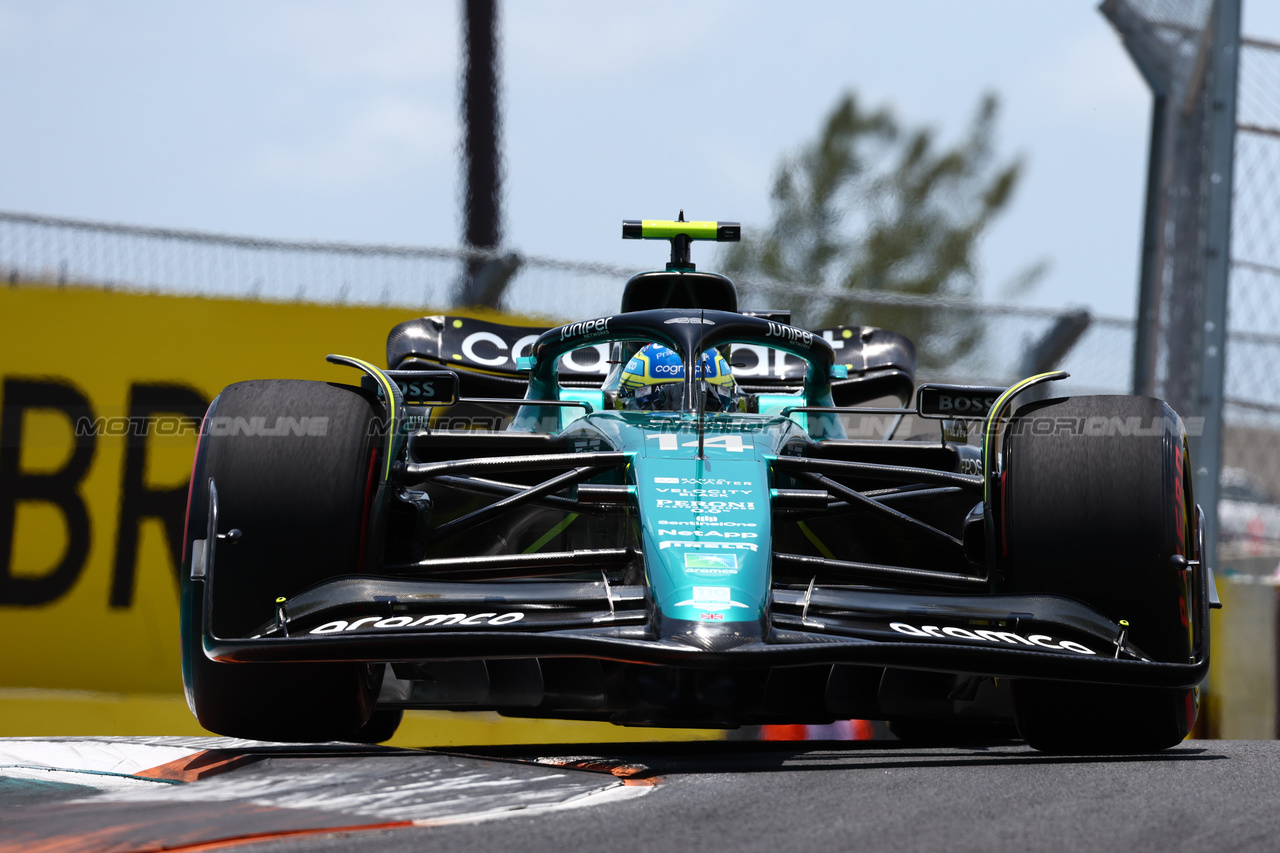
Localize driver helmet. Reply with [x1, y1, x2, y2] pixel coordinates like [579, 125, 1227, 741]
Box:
[618, 343, 741, 412]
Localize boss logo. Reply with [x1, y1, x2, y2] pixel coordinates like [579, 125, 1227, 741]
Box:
[378, 371, 459, 405]
[916, 385, 1006, 419]
[394, 380, 435, 399]
[936, 394, 995, 414]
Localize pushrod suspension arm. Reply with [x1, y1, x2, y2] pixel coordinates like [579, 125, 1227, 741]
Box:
[773, 486, 968, 518]
[792, 470, 965, 554]
[771, 455, 983, 492]
[405, 451, 629, 481]
[773, 553, 987, 591]
[386, 547, 635, 580]
[431, 474, 609, 514]
[430, 465, 606, 540]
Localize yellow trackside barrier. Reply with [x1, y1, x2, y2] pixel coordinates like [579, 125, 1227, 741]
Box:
[1205, 560, 1278, 740]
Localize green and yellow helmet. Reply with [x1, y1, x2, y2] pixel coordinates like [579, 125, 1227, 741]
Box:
[619, 343, 741, 411]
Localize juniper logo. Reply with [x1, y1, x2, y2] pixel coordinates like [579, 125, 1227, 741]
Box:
[558, 317, 611, 341]
[764, 321, 813, 348]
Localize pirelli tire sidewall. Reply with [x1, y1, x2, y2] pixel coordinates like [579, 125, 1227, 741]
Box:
[1000, 394, 1196, 751]
[180, 379, 384, 742]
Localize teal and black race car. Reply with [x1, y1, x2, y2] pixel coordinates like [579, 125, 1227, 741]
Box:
[181, 217, 1218, 752]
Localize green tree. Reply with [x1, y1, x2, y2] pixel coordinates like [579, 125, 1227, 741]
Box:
[722, 92, 1042, 369]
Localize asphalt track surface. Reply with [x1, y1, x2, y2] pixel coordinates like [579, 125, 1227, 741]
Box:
[4, 738, 1280, 852]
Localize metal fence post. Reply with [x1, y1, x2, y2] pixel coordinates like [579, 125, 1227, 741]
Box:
[1197, 0, 1240, 569]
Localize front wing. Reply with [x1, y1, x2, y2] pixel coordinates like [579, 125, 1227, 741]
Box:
[192, 555, 1211, 690]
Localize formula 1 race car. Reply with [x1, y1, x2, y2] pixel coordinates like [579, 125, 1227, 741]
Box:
[181, 217, 1218, 753]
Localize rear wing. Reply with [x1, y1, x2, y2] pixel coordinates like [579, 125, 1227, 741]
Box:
[387, 315, 609, 398]
[735, 325, 916, 406]
[387, 315, 916, 404]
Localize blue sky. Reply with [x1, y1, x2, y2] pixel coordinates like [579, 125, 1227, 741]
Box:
[1, 1, 1276, 318]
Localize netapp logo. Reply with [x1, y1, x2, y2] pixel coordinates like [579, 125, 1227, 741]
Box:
[559, 317, 611, 341]
[310, 612, 525, 634]
[889, 622, 1095, 655]
[658, 529, 758, 538]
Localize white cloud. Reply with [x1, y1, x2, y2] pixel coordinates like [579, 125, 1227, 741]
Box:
[258, 95, 454, 187]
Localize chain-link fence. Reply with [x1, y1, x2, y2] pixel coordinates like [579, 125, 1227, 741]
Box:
[735, 279, 1134, 391]
[1222, 36, 1280, 559]
[0, 209, 1135, 397]
[1103, 0, 1280, 740]
[0, 210, 627, 323]
[1102, 0, 1280, 562]
[1103, 0, 1215, 411]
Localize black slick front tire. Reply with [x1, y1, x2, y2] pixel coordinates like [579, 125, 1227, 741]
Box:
[1000, 395, 1197, 753]
[180, 379, 387, 742]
